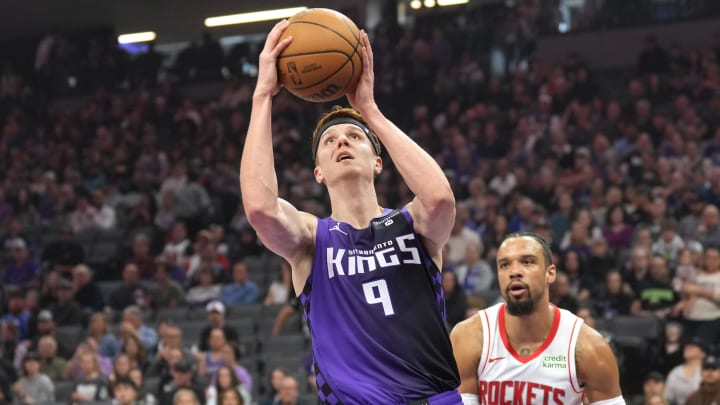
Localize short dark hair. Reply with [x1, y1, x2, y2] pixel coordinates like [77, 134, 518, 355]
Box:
[501, 232, 553, 267]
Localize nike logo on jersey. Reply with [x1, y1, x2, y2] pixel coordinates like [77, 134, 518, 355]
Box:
[489, 357, 505, 363]
[329, 223, 348, 236]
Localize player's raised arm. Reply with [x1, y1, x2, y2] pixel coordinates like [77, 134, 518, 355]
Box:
[450, 317, 483, 404]
[576, 324, 625, 404]
[240, 20, 314, 264]
[346, 31, 455, 254]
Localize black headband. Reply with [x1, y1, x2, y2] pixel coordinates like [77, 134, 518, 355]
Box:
[313, 117, 381, 160]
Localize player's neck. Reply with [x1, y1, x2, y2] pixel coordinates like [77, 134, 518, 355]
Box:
[328, 181, 382, 228]
[504, 302, 556, 347]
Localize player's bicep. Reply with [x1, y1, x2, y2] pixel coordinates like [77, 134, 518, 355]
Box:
[406, 197, 455, 253]
[250, 198, 314, 261]
[450, 318, 482, 395]
[576, 325, 624, 403]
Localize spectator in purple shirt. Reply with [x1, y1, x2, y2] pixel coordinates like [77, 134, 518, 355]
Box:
[3, 238, 41, 290]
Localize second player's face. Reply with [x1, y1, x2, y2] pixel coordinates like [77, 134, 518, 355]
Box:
[496, 236, 555, 316]
[314, 123, 380, 184]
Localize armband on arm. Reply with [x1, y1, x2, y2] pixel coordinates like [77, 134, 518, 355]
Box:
[460, 393, 480, 405]
[590, 396, 626, 405]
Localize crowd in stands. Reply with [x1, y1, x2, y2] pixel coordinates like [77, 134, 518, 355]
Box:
[1, 0, 720, 403]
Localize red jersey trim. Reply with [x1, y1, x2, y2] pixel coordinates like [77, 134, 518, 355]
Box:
[480, 309, 492, 374]
[568, 317, 584, 394]
[498, 304, 561, 364]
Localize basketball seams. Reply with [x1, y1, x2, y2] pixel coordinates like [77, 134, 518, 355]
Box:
[287, 20, 358, 50]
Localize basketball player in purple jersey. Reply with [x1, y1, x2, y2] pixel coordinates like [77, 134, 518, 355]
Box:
[240, 20, 461, 404]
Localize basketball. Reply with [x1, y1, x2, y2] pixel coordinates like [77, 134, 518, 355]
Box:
[277, 8, 363, 103]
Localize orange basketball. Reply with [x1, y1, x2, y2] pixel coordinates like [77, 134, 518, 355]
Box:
[277, 8, 362, 103]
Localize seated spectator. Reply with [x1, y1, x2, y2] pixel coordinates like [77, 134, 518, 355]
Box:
[40, 226, 84, 274]
[446, 206, 482, 265]
[64, 339, 112, 382]
[163, 222, 190, 261]
[69, 192, 116, 233]
[120, 306, 158, 353]
[121, 333, 149, 373]
[216, 344, 252, 393]
[196, 328, 226, 379]
[129, 367, 158, 405]
[72, 264, 105, 312]
[50, 278, 84, 325]
[635, 255, 681, 319]
[37, 335, 67, 381]
[665, 337, 707, 405]
[86, 312, 121, 359]
[677, 246, 720, 344]
[110, 354, 133, 385]
[594, 271, 637, 320]
[629, 371, 666, 405]
[623, 246, 651, 295]
[586, 237, 615, 285]
[559, 250, 592, 301]
[70, 352, 110, 403]
[198, 302, 239, 352]
[550, 272, 579, 314]
[127, 233, 157, 279]
[672, 248, 700, 292]
[260, 367, 290, 405]
[271, 375, 304, 405]
[264, 261, 292, 306]
[652, 219, 686, 262]
[221, 261, 259, 307]
[110, 263, 150, 311]
[111, 376, 141, 405]
[173, 388, 201, 405]
[187, 266, 222, 307]
[218, 389, 245, 405]
[150, 262, 185, 309]
[158, 358, 206, 404]
[149, 325, 193, 380]
[686, 354, 720, 405]
[1, 290, 31, 341]
[602, 204, 635, 253]
[22, 310, 72, 360]
[13, 352, 54, 404]
[442, 271, 467, 328]
[3, 238, 41, 290]
[454, 242, 494, 294]
[653, 322, 685, 377]
[206, 364, 251, 405]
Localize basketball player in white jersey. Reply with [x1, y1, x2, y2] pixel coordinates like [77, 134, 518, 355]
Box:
[450, 232, 625, 405]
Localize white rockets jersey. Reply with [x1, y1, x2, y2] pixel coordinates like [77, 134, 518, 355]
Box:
[477, 303, 585, 405]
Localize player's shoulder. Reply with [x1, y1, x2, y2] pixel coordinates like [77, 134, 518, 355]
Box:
[450, 310, 484, 341]
[575, 323, 616, 374]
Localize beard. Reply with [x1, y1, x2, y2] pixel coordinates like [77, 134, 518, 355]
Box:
[505, 282, 542, 316]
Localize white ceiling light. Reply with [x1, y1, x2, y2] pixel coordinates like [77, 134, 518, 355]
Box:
[117, 31, 157, 44]
[205, 6, 308, 27]
[438, 0, 469, 6]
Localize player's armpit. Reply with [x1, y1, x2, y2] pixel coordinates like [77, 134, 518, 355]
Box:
[450, 315, 483, 396]
[576, 324, 623, 403]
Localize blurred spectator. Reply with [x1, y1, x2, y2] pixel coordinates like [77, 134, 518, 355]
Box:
[172, 388, 201, 405]
[64, 339, 112, 382]
[13, 352, 54, 404]
[50, 278, 83, 325]
[686, 354, 720, 405]
[455, 241, 494, 294]
[623, 246, 651, 295]
[40, 226, 84, 273]
[70, 352, 110, 402]
[652, 322, 686, 376]
[603, 205, 635, 253]
[111, 376, 141, 405]
[186, 266, 222, 307]
[110, 354, 132, 384]
[594, 271, 637, 320]
[86, 312, 121, 359]
[550, 272, 579, 314]
[631, 255, 679, 318]
[127, 234, 158, 279]
[198, 302, 238, 352]
[129, 367, 158, 405]
[652, 219, 686, 262]
[699, 205, 720, 248]
[586, 237, 615, 285]
[150, 263, 185, 309]
[3, 238, 41, 290]
[69, 191, 116, 233]
[110, 264, 149, 311]
[72, 264, 105, 312]
[271, 375, 304, 405]
[260, 367, 290, 405]
[1, 291, 31, 341]
[195, 328, 225, 379]
[629, 371, 666, 405]
[678, 246, 720, 343]
[217, 389, 245, 405]
[215, 344, 252, 393]
[120, 306, 158, 353]
[163, 222, 190, 264]
[665, 337, 707, 405]
[157, 358, 206, 404]
[263, 261, 292, 306]
[446, 205, 482, 265]
[637, 35, 669, 76]
[121, 333, 149, 373]
[442, 271, 467, 328]
[221, 262, 259, 307]
[37, 335, 67, 381]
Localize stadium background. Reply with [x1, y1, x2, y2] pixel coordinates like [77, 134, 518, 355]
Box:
[1, 0, 720, 403]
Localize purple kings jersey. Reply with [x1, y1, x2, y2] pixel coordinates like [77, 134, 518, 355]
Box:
[299, 208, 460, 404]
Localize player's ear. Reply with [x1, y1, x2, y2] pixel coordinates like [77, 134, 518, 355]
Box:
[373, 156, 382, 176]
[313, 166, 325, 184]
[546, 264, 557, 285]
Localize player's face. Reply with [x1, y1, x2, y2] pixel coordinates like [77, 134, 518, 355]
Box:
[314, 123, 381, 185]
[496, 237, 556, 316]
